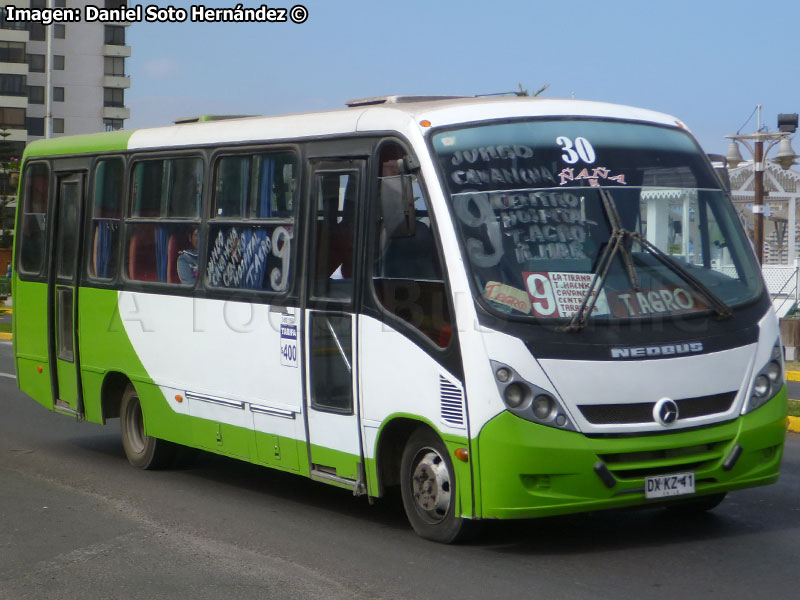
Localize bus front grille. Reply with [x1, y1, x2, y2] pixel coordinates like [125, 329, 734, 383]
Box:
[578, 391, 737, 426]
[597, 440, 731, 480]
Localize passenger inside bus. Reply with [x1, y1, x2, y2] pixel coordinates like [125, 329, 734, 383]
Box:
[177, 228, 199, 284]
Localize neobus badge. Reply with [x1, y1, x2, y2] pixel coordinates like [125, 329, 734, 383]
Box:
[610, 342, 704, 359]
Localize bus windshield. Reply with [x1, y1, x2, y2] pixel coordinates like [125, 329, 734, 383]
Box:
[432, 119, 762, 321]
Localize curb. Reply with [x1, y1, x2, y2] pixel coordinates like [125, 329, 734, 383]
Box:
[790, 416, 800, 433]
[786, 370, 800, 433]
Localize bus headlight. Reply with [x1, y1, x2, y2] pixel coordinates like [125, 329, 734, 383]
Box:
[765, 360, 782, 384]
[495, 367, 512, 383]
[532, 394, 556, 420]
[752, 375, 770, 398]
[503, 382, 530, 409]
[491, 361, 577, 431]
[744, 342, 784, 414]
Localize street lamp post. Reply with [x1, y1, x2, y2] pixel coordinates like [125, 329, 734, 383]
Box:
[725, 108, 798, 264]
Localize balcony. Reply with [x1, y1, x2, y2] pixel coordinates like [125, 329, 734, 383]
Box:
[0, 95, 27, 109]
[103, 106, 130, 120]
[102, 44, 132, 58]
[103, 75, 131, 89]
[0, 63, 28, 76]
[0, 30, 28, 44]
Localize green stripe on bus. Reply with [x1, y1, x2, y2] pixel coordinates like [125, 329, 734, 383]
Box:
[23, 130, 134, 159]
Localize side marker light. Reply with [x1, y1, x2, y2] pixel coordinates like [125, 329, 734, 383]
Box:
[455, 448, 469, 462]
[175, 395, 183, 403]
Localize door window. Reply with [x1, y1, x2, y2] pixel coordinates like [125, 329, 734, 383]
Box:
[309, 313, 353, 414]
[310, 171, 357, 301]
[55, 180, 79, 280]
[56, 287, 74, 361]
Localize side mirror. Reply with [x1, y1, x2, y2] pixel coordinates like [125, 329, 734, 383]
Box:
[379, 175, 416, 238]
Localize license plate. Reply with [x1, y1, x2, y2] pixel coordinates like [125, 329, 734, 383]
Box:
[645, 472, 696, 499]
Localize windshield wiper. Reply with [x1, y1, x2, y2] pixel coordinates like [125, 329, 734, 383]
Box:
[627, 232, 733, 318]
[564, 190, 732, 331]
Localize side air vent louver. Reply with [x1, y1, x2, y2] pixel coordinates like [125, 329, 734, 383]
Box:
[440, 375, 465, 429]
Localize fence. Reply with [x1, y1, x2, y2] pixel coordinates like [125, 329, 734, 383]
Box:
[761, 265, 799, 319]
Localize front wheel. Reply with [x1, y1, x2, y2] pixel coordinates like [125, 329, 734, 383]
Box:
[400, 427, 475, 543]
[120, 384, 175, 469]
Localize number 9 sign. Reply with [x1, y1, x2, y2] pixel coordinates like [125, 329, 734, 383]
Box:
[526, 273, 556, 316]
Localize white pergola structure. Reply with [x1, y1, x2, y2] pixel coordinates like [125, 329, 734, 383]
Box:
[729, 161, 800, 266]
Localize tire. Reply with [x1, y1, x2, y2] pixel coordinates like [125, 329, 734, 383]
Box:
[120, 384, 175, 469]
[664, 492, 727, 514]
[399, 427, 475, 543]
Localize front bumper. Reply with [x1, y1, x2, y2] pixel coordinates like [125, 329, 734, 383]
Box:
[475, 386, 787, 519]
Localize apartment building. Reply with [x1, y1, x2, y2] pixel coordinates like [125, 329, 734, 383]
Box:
[0, 0, 130, 261]
[0, 0, 131, 159]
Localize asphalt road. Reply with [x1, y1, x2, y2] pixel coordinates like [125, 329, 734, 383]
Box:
[1, 340, 799, 600]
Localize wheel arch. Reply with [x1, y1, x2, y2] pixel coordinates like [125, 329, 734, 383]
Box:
[100, 371, 132, 423]
[374, 416, 440, 496]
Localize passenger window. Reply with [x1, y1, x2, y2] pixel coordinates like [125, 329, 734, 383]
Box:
[371, 144, 452, 348]
[168, 158, 203, 217]
[19, 162, 50, 275]
[131, 160, 164, 218]
[206, 151, 297, 292]
[131, 157, 202, 218]
[89, 158, 123, 280]
[215, 155, 249, 218]
[213, 152, 295, 219]
[128, 223, 200, 284]
[126, 156, 203, 284]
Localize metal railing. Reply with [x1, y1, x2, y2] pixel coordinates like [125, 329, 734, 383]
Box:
[762, 265, 799, 318]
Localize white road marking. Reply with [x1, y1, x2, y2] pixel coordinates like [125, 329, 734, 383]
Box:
[0, 372, 17, 379]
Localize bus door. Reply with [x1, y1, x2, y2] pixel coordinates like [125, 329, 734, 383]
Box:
[49, 173, 85, 416]
[303, 159, 366, 492]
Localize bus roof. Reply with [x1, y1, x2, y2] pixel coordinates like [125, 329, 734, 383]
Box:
[22, 96, 685, 159]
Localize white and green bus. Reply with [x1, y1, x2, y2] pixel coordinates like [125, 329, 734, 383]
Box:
[12, 96, 787, 542]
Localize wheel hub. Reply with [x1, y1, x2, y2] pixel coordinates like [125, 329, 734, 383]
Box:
[411, 449, 451, 522]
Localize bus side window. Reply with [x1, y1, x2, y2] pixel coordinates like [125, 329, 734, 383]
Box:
[126, 157, 203, 284]
[206, 151, 297, 292]
[89, 158, 123, 280]
[371, 144, 452, 348]
[19, 162, 50, 276]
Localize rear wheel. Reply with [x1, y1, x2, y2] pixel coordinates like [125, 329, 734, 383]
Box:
[120, 384, 175, 469]
[400, 427, 475, 543]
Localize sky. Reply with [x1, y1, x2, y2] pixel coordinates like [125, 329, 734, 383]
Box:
[125, 0, 800, 156]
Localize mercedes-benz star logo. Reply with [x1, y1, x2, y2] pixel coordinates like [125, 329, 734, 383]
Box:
[653, 398, 679, 427]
